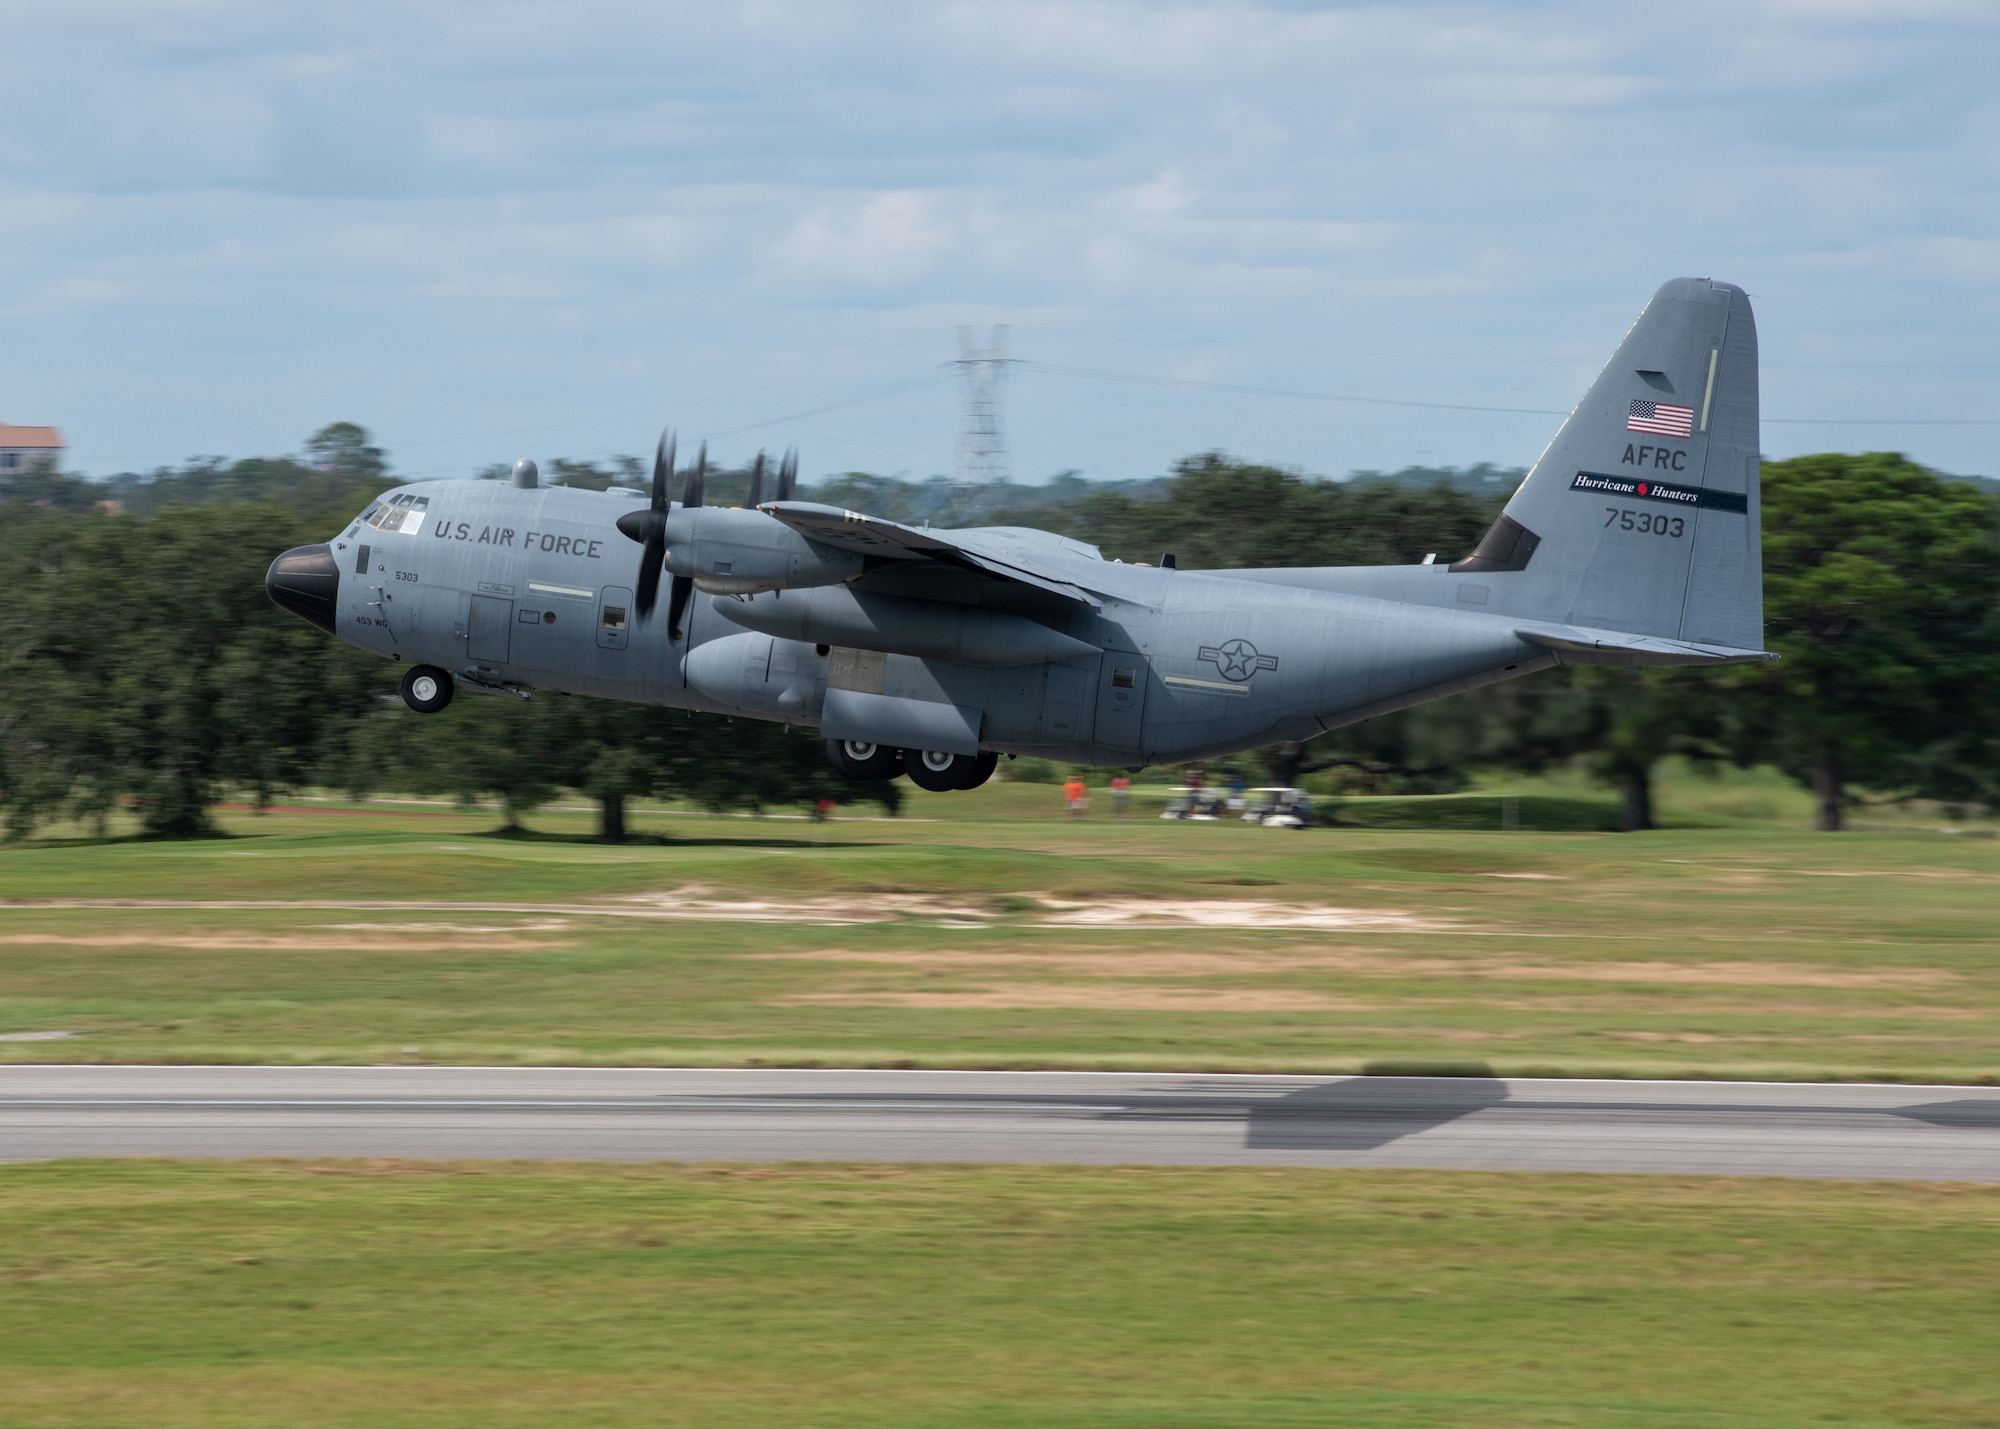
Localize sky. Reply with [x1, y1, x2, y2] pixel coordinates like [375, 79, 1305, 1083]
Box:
[2, 0, 1996, 486]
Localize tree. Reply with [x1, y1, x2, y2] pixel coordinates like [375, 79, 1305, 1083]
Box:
[1022, 452, 1504, 570]
[0, 503, 387, 837]
[305, 422, 388, 482]
[1735, 453, 2000, 830]
[352, 693, 899, 841]
[1563, 667, 1728, 831]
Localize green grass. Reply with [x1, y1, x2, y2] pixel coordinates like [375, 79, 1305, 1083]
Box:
[2, 776, 1998, 1080]
[1, 1159, 1995, 1428]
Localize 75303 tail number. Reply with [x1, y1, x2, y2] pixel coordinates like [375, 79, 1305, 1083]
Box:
[1605, 508, 1685, 538]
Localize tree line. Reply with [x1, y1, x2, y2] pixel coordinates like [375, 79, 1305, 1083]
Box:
[1012, 451, 2000, 831]
[1, 426, 1994, 836]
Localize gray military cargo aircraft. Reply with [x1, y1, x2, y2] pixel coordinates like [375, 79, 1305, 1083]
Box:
[267, 277, 1771, 792]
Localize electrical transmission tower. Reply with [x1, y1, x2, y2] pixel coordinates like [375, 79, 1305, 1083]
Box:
[953, 325, 1012, 487]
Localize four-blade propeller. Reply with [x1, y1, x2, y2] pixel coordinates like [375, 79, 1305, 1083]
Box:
[615, 432, 785, 642]
[664, 442, 706, 641]
[617, 432, 675, 626]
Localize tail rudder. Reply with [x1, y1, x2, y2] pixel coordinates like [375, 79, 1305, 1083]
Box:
[1458, 278, 1762, 651]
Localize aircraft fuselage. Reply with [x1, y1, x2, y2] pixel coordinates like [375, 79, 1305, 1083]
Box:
[301, 478, 1551, 768]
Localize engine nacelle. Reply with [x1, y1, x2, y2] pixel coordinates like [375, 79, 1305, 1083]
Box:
[711, 585, 1100, 666]
[682, 632, 825, 720]
[664, 507, 865, 596]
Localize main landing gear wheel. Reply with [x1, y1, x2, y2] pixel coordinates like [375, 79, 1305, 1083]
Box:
[955, 751, 1000, 790]
[904, 748, 986, 793]
[400, 664, 455, 714]
[826, 738, 903, 781]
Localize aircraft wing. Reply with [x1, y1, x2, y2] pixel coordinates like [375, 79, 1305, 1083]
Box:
[757, 501, 1106, 608]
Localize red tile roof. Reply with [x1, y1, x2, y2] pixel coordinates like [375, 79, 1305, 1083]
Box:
[0, 425, 64, 449]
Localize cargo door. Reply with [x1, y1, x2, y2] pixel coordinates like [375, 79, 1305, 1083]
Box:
[467, 594, 513, 664]
[1041, 661, 1092, 743]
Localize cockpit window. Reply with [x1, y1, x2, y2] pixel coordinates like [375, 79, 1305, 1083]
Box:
[365, 493, 429, 534]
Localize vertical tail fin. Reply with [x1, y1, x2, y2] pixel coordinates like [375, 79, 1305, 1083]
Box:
[1460, 278, 1763, 651]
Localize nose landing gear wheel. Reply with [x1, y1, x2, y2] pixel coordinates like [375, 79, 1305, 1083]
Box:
[400, 664, 455, 714]
[826, 738, 903, 781]
[904, 748, 983, 792]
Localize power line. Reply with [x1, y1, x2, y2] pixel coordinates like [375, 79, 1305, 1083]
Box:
[1019, 360, 1566, 417]
[1762, 415, 2000, 427]
[709, 372, 949, 438]
[1020, 359, 2000, 426]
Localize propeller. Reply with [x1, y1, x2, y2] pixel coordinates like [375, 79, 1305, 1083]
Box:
[664, 442, 706, 641]
[616, 434, 794, 640]
[619, 432, 675, 622]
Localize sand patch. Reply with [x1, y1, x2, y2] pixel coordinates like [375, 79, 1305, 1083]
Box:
[784, 983, 1370, 1012]
[0, 894, 1461, 932]
[1482, 995, 1983, 1021]
[1470, 960, 1954, 989]
[757, 947, 1955, 990]
[607, 892, 994, 923]
[1029, 899, 1452, 932]
[753, 947, 1378, 978]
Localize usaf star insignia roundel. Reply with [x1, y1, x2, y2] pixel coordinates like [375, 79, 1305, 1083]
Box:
[1198, 638, 1280, 683]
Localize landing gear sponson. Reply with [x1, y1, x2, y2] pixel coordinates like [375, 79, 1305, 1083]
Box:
[827, 739, 997, 792]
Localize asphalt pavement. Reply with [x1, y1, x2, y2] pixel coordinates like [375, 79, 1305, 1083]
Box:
[3, 1067, 1996, 1179]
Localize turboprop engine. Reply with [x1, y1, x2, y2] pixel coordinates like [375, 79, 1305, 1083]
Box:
[665, 505, 866, 596]
[614, 440, 862, 638]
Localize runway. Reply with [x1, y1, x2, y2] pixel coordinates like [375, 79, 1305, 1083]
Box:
[3, 1067, 1997, 1179]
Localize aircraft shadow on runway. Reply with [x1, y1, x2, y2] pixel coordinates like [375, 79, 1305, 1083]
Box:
[1241, 1074, 1512, 1152]
[1892, 1099, 2000, 1130]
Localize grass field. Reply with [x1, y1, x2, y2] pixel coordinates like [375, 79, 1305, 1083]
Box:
[2, 771, 1997, 1081]
[1, 1159, 1994, 1429]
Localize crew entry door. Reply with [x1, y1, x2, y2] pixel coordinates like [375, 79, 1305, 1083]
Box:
[467, 594, 513, 664]
[597, 586, 632, 650]
[1095, 657, 1146, 751]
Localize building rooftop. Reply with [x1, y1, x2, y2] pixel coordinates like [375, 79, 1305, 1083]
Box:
[0, 424, 64, 449]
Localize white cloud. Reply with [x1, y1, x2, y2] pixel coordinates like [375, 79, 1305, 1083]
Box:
[770, 191, 956, 287]
[0, 0, 1994, 478]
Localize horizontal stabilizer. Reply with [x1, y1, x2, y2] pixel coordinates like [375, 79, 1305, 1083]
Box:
[1514, 622, 1777, 667]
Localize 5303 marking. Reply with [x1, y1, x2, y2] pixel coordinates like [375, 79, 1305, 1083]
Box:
[1605, 508, 1685, 538]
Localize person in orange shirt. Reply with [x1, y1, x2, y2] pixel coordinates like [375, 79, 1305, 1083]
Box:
[1062, 778, 1088, 819]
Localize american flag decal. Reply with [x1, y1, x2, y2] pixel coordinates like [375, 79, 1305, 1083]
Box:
[1628, 399, 1694, 438]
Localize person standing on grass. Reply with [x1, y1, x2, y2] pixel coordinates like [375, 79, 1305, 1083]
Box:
[1110, 774, 1132, 818]
[1063, 777, 1089, 819]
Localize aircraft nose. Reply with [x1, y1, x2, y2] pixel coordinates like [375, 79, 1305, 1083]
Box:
[265, 544, 341, 634]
